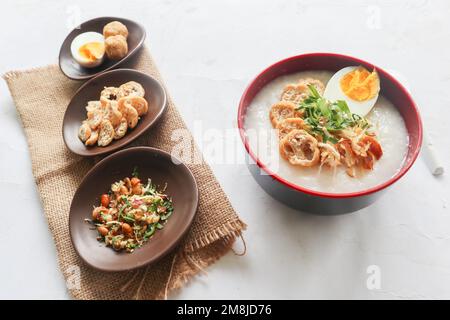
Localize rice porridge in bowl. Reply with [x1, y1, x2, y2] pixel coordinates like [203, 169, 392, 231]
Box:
[243, 69, 409, 194]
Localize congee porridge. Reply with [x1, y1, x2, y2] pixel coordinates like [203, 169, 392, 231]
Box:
[243, 68, 409, 194]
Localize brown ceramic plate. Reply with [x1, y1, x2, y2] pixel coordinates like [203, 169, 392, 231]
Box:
[62, 68, 167, 157]
[59, 16, 146, 80]
[69, 147, 198, 272]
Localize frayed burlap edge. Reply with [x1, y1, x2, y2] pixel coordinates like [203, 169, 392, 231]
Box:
[3, 64, 57, 80]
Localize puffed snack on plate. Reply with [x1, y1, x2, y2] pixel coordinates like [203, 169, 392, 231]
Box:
[77, 81, 149, 147]
[105, 35, 128, 60]
[103, 21, 129, 39]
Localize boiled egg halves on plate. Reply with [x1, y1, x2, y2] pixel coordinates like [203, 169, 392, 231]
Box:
[70, 32, 105, 68]
[323, 66, 380, 117]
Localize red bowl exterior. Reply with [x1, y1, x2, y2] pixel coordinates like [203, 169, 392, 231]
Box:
[238, 53, 423, 214]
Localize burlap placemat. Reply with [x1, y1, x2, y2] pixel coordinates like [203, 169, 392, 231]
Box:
[3, 47, 246, 300]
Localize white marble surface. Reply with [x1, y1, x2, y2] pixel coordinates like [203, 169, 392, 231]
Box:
[0, 0, 449, 299]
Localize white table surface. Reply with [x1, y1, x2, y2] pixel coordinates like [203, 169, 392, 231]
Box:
[1, 0, 449, 300]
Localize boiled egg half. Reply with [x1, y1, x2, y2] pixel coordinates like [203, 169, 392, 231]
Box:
[323, 66, 380, 117]
[70, 32, 105, 68]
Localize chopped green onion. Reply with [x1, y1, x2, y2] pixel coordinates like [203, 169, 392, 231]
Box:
[144, 224, 156, 239]
[156, 223, 164, 230]
[132, 166, 139, 178]
[296, 86, 371, 144]
[160, 211, 173, 221]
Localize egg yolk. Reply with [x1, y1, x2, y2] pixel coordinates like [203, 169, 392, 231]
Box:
[340, 67, 380, 101]
[78, 42, 104, 61]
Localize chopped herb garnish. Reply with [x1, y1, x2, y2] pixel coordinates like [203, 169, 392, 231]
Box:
[143, 179, 157, 196]
[296, 85, 370, 143]
[160, 210, 173, 221]
[90, 170, 174, 253]
[132, 166, 139, 178]
[144, 224, 156, 240]
[122, 215, 135, 223]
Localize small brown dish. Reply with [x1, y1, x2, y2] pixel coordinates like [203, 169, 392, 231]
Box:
[62, 68, 167, 157]
[69, 147, 199, 272]
[59, 16, 146, 80]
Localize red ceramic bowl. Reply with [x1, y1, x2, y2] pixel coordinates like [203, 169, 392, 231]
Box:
[238, 53, 423, 214]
